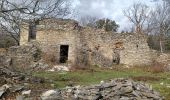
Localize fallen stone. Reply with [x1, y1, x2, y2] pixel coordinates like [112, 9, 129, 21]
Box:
[166, 85, 170, 88]
[41, 78, 164, 100]
[120, 86, 133, 94]
[11, 85, 24, 93]
[41, 89, 62, 100]
[0, 91, 5, 98]
[16, 95, 24, 100]
[120, 97, 130, 100]
[31, 60, 49, 70]
[47, 65, 70, 72]
[0, 84, 11, 98]
[22, 90, 31, 96]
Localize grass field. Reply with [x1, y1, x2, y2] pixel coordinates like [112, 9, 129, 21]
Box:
[33, 66, 170, 99]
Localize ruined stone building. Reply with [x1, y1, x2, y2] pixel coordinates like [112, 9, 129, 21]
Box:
[20, 18, 153, 67]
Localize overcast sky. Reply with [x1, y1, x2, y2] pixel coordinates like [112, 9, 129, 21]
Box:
[71, 0, 162, 31]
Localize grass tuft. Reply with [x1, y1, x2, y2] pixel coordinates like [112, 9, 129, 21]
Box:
[33, 65, 170, 99]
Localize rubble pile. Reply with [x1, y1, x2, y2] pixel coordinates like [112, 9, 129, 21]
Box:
[41, 78, 164, 100]
[0, 67, 45, 99]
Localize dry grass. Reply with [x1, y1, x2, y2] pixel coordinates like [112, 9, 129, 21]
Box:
[70, 64, 93, 71]
[132, 76, 161, 82]
[0, 48, 7, 54]
[41, 52, 57, 67]
[0, 48, 6, 51]
[133, 62, 166, 73]
[145, 62, 166, 73]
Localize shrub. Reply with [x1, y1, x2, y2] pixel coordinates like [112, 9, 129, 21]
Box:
[141, 62, 165, 73]
[70, 64, 89, 71]
[0, 35, 17, 48]
[33, 48, 42, 62]
[41, 51, 57, 66]
[150, 62, 165, 73]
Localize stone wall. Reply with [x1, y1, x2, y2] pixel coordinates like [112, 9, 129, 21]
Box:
[20, 23, 29, 45]
[78, 28, 115, 67]
[35, 19, 80, 64]
[6, 44, 41, 68]
[0, 48, 7, 66]
[78, 28, 153, 66]
[119, 34, 153, 65]
[19, 18, 154, 67]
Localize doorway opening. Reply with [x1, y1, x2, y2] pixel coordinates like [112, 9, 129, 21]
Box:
[112, 51, 120, 65]
[59, 45, 69, 63]
[28, 22, 36, 41]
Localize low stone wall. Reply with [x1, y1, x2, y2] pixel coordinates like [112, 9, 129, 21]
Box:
[41, 78, 163, 100]
[0, 48, 7, 67]
[6, 44, 41, 68]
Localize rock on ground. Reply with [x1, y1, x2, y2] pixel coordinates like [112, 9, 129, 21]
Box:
[41, 78, 164, 100]
[47, 65, 70, 72]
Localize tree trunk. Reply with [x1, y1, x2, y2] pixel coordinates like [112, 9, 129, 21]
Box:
[160, 40, 163, 53]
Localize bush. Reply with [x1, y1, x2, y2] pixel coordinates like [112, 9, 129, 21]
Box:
[147, 35, 160, 50]
[41, 51, 57, 66]
[33, 48, 42, 62]
[143, 62, 165, 73]
[147, 35, 170, 52]
[0, 35, 17, 48]
[70, 64, 89, 71]
[165, 36, 170, 51]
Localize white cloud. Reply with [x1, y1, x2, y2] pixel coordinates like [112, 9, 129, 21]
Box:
[72, 0, 161, 31]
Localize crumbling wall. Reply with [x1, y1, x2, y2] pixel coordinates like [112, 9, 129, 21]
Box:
[116, 34, 153, 66]
[7, 44, 41, 68]
[0, 48, 7, 66]
[19, 18, 154, 67]
[20, 23, 29, 45]
[79, 28, 114, 67]
[35, 19, 80, 65]
[79, 29, 153, 66]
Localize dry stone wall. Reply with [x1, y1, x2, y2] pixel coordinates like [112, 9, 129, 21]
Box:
[20, 24, 29, 45]
[118, 34, 153, 65]
[6, 43, 41, 68]
[79, 28, 153, 66]
[35, 19, 80, 64]
[0, 49, 7, 67]
[19, 18, 154, 67]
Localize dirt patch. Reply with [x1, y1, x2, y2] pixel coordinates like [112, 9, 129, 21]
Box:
[132, 76, 161, 82]
[0, 48, 6, 52]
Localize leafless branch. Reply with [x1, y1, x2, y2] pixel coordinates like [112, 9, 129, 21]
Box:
[123, 2, 150, 34]
[0, 0, 71, 45]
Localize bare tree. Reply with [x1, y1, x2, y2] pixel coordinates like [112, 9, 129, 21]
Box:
[149, 2, 170, 53]
[79, 15, 99, 28]
[163, 0, 170, 5]
[0, 0, 70, 45]
[123, 2, 150, 34]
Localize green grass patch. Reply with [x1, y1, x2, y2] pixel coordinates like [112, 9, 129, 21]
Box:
[33, 67, 170, 99]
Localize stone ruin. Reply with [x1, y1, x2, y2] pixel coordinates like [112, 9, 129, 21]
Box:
[18, 18, 155, 67]
[0, 18, 165, 99]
